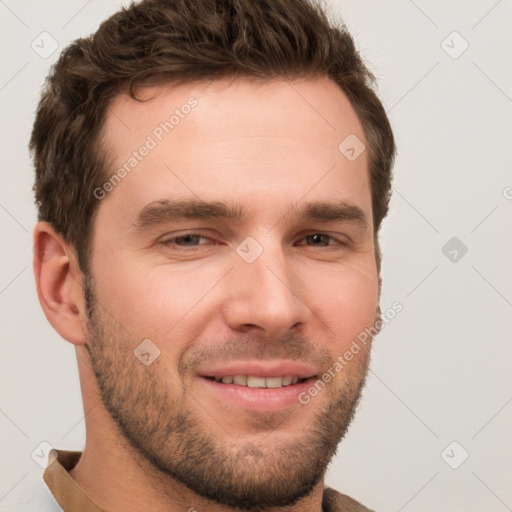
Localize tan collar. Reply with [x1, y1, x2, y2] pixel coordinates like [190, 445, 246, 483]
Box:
[43, 450, 103, 512]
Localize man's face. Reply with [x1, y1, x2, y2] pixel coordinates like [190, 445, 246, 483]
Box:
[85, 77, 379, 509]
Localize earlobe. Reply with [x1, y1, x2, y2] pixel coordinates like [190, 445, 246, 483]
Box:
[33, 222, 87, 346]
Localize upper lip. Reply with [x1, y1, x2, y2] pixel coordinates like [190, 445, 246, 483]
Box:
[196, 360, 318, 379]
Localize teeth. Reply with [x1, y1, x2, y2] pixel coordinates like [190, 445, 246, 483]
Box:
[265, 377, 283, 388]
[213, 375, 303, 388]
[233, 375, 247, 386]
[282, 376, 293, 386]
[247, 376, 266, 388]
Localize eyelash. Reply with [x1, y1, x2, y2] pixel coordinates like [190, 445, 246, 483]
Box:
[158, 233, 214, 250]
[158, 232, 348, 250]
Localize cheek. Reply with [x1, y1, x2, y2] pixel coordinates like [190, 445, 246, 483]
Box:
[93, 257, 223, 341]
[300, 259, 379, 347]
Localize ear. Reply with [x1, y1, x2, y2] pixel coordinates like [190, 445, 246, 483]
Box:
[33, 222, 87, 345]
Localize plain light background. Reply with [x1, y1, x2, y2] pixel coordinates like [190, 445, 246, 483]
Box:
[1, 1, 511, 511]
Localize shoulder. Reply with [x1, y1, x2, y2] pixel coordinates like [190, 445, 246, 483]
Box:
[0, 471, 62, 512]
[322, 487, 376, 512]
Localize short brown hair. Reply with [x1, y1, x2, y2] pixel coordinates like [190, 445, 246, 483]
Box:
[30, 0, 395, 274]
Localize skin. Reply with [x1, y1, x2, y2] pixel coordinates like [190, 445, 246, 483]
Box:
[33, 77, 380, 512]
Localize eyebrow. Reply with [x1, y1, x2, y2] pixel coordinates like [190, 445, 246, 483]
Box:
[133, 198, 368, 230]
[294, 201, 368, 228]
[133, 199, 246, 229]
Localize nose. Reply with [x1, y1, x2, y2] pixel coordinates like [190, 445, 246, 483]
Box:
[221, 240, 311, 338]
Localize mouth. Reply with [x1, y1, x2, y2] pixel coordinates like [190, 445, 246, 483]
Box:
[205, 375, 309, 388]
[195, 361, 319, 412]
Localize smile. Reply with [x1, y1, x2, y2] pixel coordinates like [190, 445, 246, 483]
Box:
[210, 375, 304, 388]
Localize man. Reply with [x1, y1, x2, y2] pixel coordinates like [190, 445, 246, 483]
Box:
[28, 0, 395, 510]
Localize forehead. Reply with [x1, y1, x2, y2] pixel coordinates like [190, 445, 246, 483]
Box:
[98, 77, 370, 227]
[103, 76, 365, 151]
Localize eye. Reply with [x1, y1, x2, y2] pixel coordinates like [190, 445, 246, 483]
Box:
[158, 233, 214, 249]
[298, 233, 346, 247]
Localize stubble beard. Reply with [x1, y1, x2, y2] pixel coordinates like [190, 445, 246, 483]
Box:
[83, 276, 370, 510]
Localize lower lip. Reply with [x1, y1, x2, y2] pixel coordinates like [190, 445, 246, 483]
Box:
[198, 377, 316, 412]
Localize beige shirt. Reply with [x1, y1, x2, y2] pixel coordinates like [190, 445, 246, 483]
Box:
[43, 450, 374, 512]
